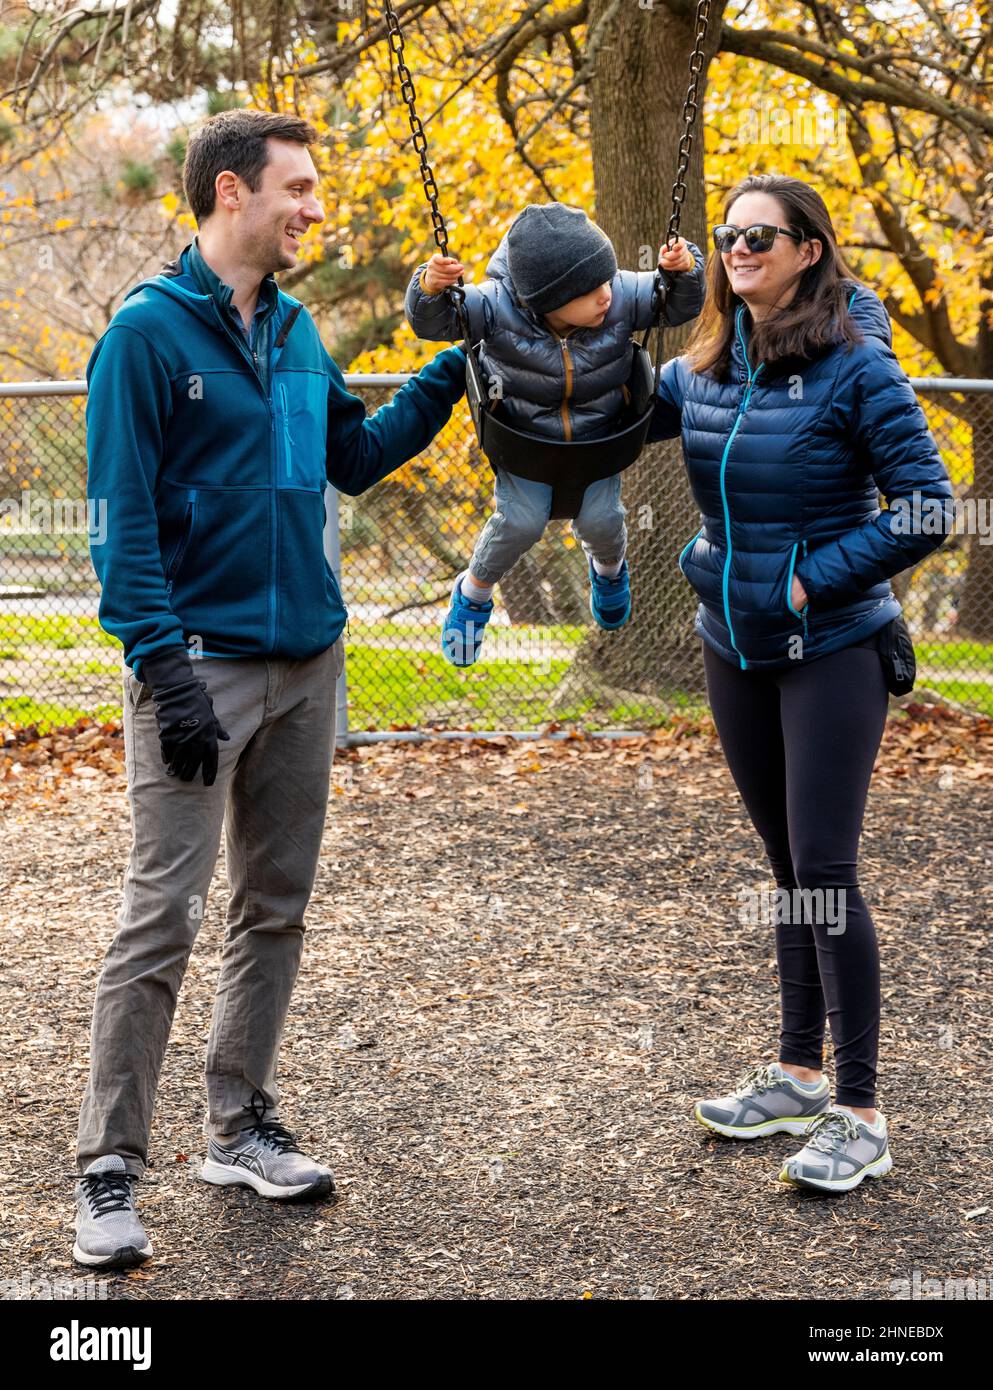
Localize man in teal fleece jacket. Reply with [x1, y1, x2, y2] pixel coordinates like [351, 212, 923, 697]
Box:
[73, 109, 466, 1271]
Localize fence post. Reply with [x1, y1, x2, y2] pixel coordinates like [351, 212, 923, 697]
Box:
[323, 483, 349, 746]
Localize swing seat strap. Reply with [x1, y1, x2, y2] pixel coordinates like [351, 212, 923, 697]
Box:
[549, 481, 594, 522]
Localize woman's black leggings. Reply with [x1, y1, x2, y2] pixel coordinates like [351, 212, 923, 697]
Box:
[702, 634, 889, 1107]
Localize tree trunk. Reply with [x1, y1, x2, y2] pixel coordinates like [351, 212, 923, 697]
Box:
[572, 0, 727, 698]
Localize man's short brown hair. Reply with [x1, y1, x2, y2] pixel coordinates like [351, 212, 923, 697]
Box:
[183, 109, 319, 224]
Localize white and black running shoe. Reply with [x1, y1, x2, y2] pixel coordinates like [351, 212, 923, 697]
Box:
[200, 1092, 336, 1201]
[73, 1155, 153, 1269]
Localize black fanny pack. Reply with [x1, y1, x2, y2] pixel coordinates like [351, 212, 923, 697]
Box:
[877, 614, 916, 696]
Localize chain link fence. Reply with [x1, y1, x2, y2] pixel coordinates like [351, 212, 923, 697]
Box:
[2, 377, 992, 738]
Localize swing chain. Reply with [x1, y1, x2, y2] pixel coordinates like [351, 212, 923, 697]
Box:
[383, 0, 472, 342]
[382, 0, 712, 358]
[665, 0, 713, 252]
[648, 0, 712, 363]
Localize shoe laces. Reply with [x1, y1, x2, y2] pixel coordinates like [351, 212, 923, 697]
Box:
[238, 1089, 303, 1156]
[731, 1062, 780, 1097]
[805, 1109, 861, 1154]
[78, 1171, 136, 1218]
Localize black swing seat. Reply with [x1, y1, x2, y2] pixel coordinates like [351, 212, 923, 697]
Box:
[462, 293, 665, 521]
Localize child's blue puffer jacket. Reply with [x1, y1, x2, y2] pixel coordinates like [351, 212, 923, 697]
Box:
[404, 230, 706, 441]
[649, 282, 954, 670]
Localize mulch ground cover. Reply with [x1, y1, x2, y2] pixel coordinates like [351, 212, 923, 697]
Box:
[1, 705, 991, 1300]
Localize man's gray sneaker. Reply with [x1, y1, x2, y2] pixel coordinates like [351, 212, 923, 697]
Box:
[779, 1107, 893, 1193]
[73, 1155, 152, 1269]
[694, 1061, 830, 1139]
[200, 1093, 336, 1201]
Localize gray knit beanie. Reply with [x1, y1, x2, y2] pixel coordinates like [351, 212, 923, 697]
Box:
[505, 203, 618, 314]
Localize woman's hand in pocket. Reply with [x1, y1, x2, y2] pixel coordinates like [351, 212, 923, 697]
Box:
[791, 575, 809, 612]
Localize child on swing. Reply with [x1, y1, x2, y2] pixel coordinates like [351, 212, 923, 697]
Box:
[404, 202, 706, 665]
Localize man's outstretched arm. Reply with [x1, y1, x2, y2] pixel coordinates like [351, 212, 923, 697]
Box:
[324, 344, 468, 497]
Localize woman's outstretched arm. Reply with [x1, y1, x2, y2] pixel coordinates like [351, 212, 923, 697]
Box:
[647, 357, 686, 442]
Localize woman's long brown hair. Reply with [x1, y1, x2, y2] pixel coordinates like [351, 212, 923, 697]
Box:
[684, 174, 866, 380]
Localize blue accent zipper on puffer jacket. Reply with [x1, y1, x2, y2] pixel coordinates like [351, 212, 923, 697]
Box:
[801, 536, 809, 637]
[678, 526, 704, 576]
[785, 539, 808, 640]
[718, 308, 764, 669]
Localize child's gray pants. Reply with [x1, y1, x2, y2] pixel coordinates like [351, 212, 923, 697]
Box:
[469, 467, 627, 584]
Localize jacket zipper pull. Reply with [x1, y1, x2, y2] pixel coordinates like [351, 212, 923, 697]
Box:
[274, 304, 303, 349]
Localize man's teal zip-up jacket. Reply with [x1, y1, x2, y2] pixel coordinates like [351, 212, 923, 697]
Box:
[86, 241, 467, 682]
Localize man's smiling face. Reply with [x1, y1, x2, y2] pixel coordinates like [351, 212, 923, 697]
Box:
[234, 137, 325, 276]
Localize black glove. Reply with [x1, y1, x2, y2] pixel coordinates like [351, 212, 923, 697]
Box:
[140, 647, 231, 786]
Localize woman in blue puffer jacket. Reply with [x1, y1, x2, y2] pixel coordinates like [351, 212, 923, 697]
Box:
[650, 173, 953, 1194]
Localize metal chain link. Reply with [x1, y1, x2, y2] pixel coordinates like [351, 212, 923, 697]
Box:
[383, 1, 471, 341]
[665, 0, 713, 252]
[383, 0, 713, 345]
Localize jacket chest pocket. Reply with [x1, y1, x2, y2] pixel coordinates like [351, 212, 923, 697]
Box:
[274, 370, 328, 491]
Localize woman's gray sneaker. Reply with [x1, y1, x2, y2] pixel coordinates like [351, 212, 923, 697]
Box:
[694, 1061, 830, 1139]
[779, 1107, 893, 1193]
[73, 1155, 152, 1269]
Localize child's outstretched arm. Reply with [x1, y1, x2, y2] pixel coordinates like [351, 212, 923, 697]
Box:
[628, 237, 706, 331]
[405, 254, 490, 343]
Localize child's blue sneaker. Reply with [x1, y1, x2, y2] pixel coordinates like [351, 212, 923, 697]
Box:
[588, 558, 631, 630]
[441, 571, 494, 667]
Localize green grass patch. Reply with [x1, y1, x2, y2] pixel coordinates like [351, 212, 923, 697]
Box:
[916, 640, 993, 671]
[345, 644, 572, 728]
[349, 619, 588, 648]
[61, 659, 123, 677]
[921, 679, 993, 715]
[344, 644, 696, 730]
[0, 614, 119, 651]
[12, 625, 993, 735]
[0, 696, 121, 733]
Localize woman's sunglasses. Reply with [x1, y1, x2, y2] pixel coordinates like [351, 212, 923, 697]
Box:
[712, 224, 806, 254]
